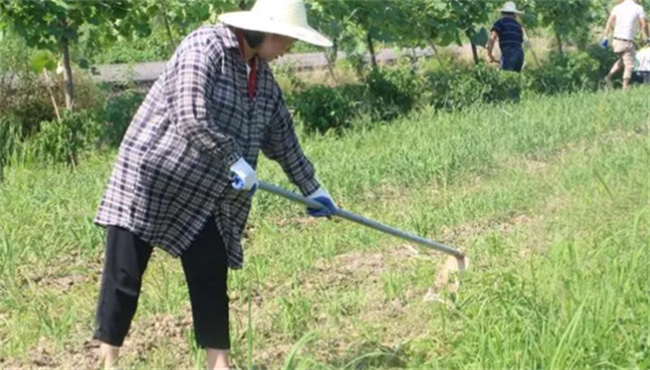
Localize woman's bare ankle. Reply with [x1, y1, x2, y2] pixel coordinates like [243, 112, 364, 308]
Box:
[206, 348, 229, 370]
[99, 342, 120, 369]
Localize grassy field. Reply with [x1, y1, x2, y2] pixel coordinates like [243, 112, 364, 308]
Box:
[1, 87, 649, 369]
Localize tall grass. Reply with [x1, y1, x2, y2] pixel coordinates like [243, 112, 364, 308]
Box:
[0, 87, 648, 369]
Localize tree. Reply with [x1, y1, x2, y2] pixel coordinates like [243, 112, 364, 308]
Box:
[448, 0, 494, 64]
[308, 0, 353, 79]
[127, 0, 240, 54]
[394, 0, 495, 65]
[313, 0, 395, 70]
[0, 0, 137, 109]
[534, 0, 596, 53]
[351, 1, 398, 69]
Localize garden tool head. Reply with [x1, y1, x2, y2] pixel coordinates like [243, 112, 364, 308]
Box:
[423, 254, 470, 303]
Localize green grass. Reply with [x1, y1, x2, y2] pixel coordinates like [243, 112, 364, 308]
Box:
[1, 87, 649, 369]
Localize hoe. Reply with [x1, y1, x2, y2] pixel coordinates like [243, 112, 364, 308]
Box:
[258, 181, 470, 299]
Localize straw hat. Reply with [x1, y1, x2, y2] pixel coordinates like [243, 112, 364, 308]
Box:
[499, 1, 524, 14]
[218, 0, 333, 47]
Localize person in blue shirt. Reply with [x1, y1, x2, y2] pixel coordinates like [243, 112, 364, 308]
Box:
[487, 2, 525, 72]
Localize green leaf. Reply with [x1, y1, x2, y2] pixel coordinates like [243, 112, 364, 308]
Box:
[51, 0, 70, 10]
[134, 22, 151, 37]
[471, 27, 489, 48]
[77, 58, 90, 70]
[29, 51, 57, 73]
[432, 2, 447, 11]
[439, 32, 456, 47]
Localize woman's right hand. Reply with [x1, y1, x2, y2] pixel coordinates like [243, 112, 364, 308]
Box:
[230, 158, 258, 195]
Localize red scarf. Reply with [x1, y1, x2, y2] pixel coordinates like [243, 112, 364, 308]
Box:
[235, 29, 257, 101]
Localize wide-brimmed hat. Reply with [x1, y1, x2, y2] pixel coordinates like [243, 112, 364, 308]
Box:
[500, 1, 524, 14]
[218, 0, 332, 47]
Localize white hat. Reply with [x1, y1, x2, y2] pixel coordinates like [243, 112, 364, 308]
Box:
[218, 0, 333, 47]
[500, 1, 524, 14]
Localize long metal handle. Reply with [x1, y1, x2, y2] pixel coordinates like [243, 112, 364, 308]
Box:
[522, 29, 541, 68]
[258, 181, 465, 258]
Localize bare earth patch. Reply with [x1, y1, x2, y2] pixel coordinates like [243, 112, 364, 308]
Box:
[23, 272, 91, 293]
[18, 249, 102, 293]
[2, 307, 195, 369]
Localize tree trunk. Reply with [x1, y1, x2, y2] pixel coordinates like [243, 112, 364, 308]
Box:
[470, 42, 480, 65]
[366, 31, 378, 70]
[325, 38, 338, 81]
[409, 48, 418, 70]
[160, 2, 177, 53]
[427, 41, 443, 67]
[61, 37, 74, 110]
[555, 31, 563, 55]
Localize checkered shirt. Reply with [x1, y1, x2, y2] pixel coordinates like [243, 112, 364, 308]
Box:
[94, 23, 320, 269]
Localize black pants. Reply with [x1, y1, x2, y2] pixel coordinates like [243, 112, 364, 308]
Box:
[93, 217, 230, 349]
[501, 48, 524, 73]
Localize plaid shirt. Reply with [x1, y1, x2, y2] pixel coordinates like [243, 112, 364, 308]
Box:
[95, 24, 320, 269]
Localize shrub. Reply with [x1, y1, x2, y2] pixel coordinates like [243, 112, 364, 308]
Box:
[524, 51, 601, 95]
[0, 30, 106, 138]
[427, 64, 522, 111]
[287, 84, 365, 134]
[365, 64, 426, 120]
[0, 32, 54, 136]
[102, 90, 147, 147]
[1, 88, 143, 168]
[472, 64, 523, 104]
[23, 110, 102, 167]
[585, 44, 619, 78]
[273, 63, 306, 93]
[0, 116, 24, 168]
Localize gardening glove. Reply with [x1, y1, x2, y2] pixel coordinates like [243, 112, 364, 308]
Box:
[230, 158, 258, 195]
[306, 187, 337, 218]
[600, 36, 609, 49]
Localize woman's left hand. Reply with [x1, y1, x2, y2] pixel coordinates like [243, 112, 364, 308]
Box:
[306, 187, 337, 218]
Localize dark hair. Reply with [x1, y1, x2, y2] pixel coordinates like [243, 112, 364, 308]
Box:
[242, 29, 266, 48]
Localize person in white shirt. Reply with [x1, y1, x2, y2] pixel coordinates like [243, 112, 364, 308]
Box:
[632, 44, 650, 85]
[634, 45, 650, 83]
[601, 0, 650, 90]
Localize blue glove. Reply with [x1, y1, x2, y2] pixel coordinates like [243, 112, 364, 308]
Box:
[230, 157, 258, 196]
[600, 37, 609, 49]
[306, 187, 337, 217]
